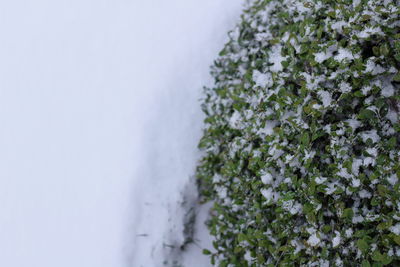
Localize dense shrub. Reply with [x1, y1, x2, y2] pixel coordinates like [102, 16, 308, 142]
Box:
[197, 0, 400, 266]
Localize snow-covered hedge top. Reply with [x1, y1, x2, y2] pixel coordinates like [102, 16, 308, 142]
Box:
[197, 0, 400, 266]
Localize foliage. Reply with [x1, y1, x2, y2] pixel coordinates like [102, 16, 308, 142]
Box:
[197, 0, 400, 266]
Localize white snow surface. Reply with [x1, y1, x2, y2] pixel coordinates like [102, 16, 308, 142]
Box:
[261, 173, 273, 185]
[334, 48, 354, 62]
[0, 1, 243, 267]
[332, 231, 341, 248]
[253, 70, 273, 88]
[307, 233, 321, 247]
[317, 90, 332, 108]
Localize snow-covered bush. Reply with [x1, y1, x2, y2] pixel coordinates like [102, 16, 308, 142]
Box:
[197, 0, 400, 266]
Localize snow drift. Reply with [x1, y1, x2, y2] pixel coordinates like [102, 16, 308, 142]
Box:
[0, 0, 242, 266]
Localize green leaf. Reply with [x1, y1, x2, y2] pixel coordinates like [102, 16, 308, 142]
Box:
[371, 197, 380, 206]
[342, 208, 354, 219]
[373, 46, 380, 56]
[372, 250, 384, 262]
[300, 132, 310, 146]
[357, 239, 369, 253]
[358, 109, 375, 120]
[202, 249, 212, 255]
[322, 225, 331, 233]
[354, 90, 364, 97]
[381, 254, 392, 265]
[377, 220, 392, 231]
[380, 44, 389, 56]
[377, 185, 388, 197]
[393, 235, 400, 245]
[394, 72, 400, 82]
[233, 246, 242, 254]
[387, 136, 397, 149]
[237, 233, 247, 242]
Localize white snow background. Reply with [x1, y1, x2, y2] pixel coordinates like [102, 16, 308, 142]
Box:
[0, 1, 242, 267]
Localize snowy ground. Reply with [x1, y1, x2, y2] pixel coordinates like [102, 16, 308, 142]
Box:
[0, 1, 242, 266]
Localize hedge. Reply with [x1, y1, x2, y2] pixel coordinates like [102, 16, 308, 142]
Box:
[197, 0, 400, 266]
